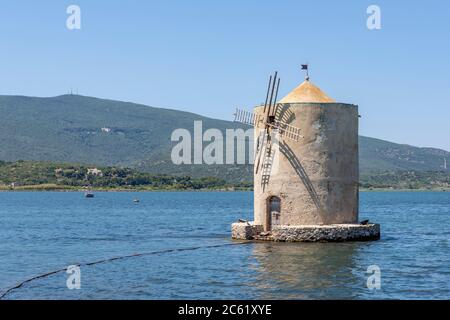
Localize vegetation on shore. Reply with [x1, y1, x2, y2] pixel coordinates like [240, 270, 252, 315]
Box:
[0, 160, 448, 192]
[0, 161, 252, 191]
[360, 170, 449, 191]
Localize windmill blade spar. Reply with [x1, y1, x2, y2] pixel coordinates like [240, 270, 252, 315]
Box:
[263, 75, 272, 113]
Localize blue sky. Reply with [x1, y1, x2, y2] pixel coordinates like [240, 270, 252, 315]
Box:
[1, 0, 449, 150]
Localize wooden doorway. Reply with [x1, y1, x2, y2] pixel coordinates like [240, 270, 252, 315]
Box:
[266, 196, 281, 231]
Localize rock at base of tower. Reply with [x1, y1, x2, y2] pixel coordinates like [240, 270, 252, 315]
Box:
[231, 222, 380, 242]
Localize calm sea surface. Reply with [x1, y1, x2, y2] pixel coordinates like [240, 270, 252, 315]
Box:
[0, 191, 449, 299]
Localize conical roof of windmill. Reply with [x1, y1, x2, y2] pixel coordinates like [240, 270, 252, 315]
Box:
[279, 79, 335, 103]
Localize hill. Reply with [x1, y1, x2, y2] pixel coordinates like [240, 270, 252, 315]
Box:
[0, 94, 253, 182]
[0, 94, 448, 183]
[359, 136, 449, 172]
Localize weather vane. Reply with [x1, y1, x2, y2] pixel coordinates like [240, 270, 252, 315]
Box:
[301, 64, 309, 81]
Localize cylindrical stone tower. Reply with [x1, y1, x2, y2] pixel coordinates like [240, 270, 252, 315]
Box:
[253, 79, 359, 230]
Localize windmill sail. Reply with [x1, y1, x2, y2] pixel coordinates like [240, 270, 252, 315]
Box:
[234, 108, 259, 126]
[235, 107, 302, 140]
[233, 71, 303, 183]
[271, 119, 302, 142]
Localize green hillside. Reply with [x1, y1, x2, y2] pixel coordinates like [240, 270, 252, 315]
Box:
[359, 136, 449, 172]
[0, 94, 252, 182]
[0, 94, 448, 183]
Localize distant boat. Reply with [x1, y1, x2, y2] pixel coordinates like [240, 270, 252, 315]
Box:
[85, 191, 94, 198]
[133, 198, 140, 203]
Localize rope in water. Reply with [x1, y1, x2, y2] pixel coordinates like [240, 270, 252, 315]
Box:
[0, 241, 250, 299]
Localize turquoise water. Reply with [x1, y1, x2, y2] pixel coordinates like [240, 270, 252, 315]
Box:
[0, 191, 449, 299]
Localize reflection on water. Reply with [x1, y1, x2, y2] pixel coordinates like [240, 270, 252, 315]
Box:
[1, 191, 449, 299]
[249, 242, 362, 299]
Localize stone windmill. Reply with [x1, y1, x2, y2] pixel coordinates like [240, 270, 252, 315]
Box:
[232, 67, 380, 242]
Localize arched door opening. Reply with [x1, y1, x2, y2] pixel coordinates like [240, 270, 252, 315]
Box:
[266, 196, 281, 231]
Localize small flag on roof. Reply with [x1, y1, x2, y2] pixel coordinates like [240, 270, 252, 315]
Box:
[301, 64, 310, 80]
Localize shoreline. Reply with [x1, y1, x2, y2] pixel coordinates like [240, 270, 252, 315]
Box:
[0, 185, 252, 192]
[0, 186, 448, 192]
[359, 188, 449, 192]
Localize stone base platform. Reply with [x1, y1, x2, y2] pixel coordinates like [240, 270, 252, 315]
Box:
[231, 222, 380, 242]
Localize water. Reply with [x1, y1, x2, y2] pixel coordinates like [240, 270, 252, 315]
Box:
[0, 191, 449, 299]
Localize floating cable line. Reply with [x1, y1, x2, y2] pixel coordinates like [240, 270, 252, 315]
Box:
[0, 242, 250, 299]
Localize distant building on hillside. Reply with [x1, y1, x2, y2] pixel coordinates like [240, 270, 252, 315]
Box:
[87, 168, 103, 177]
